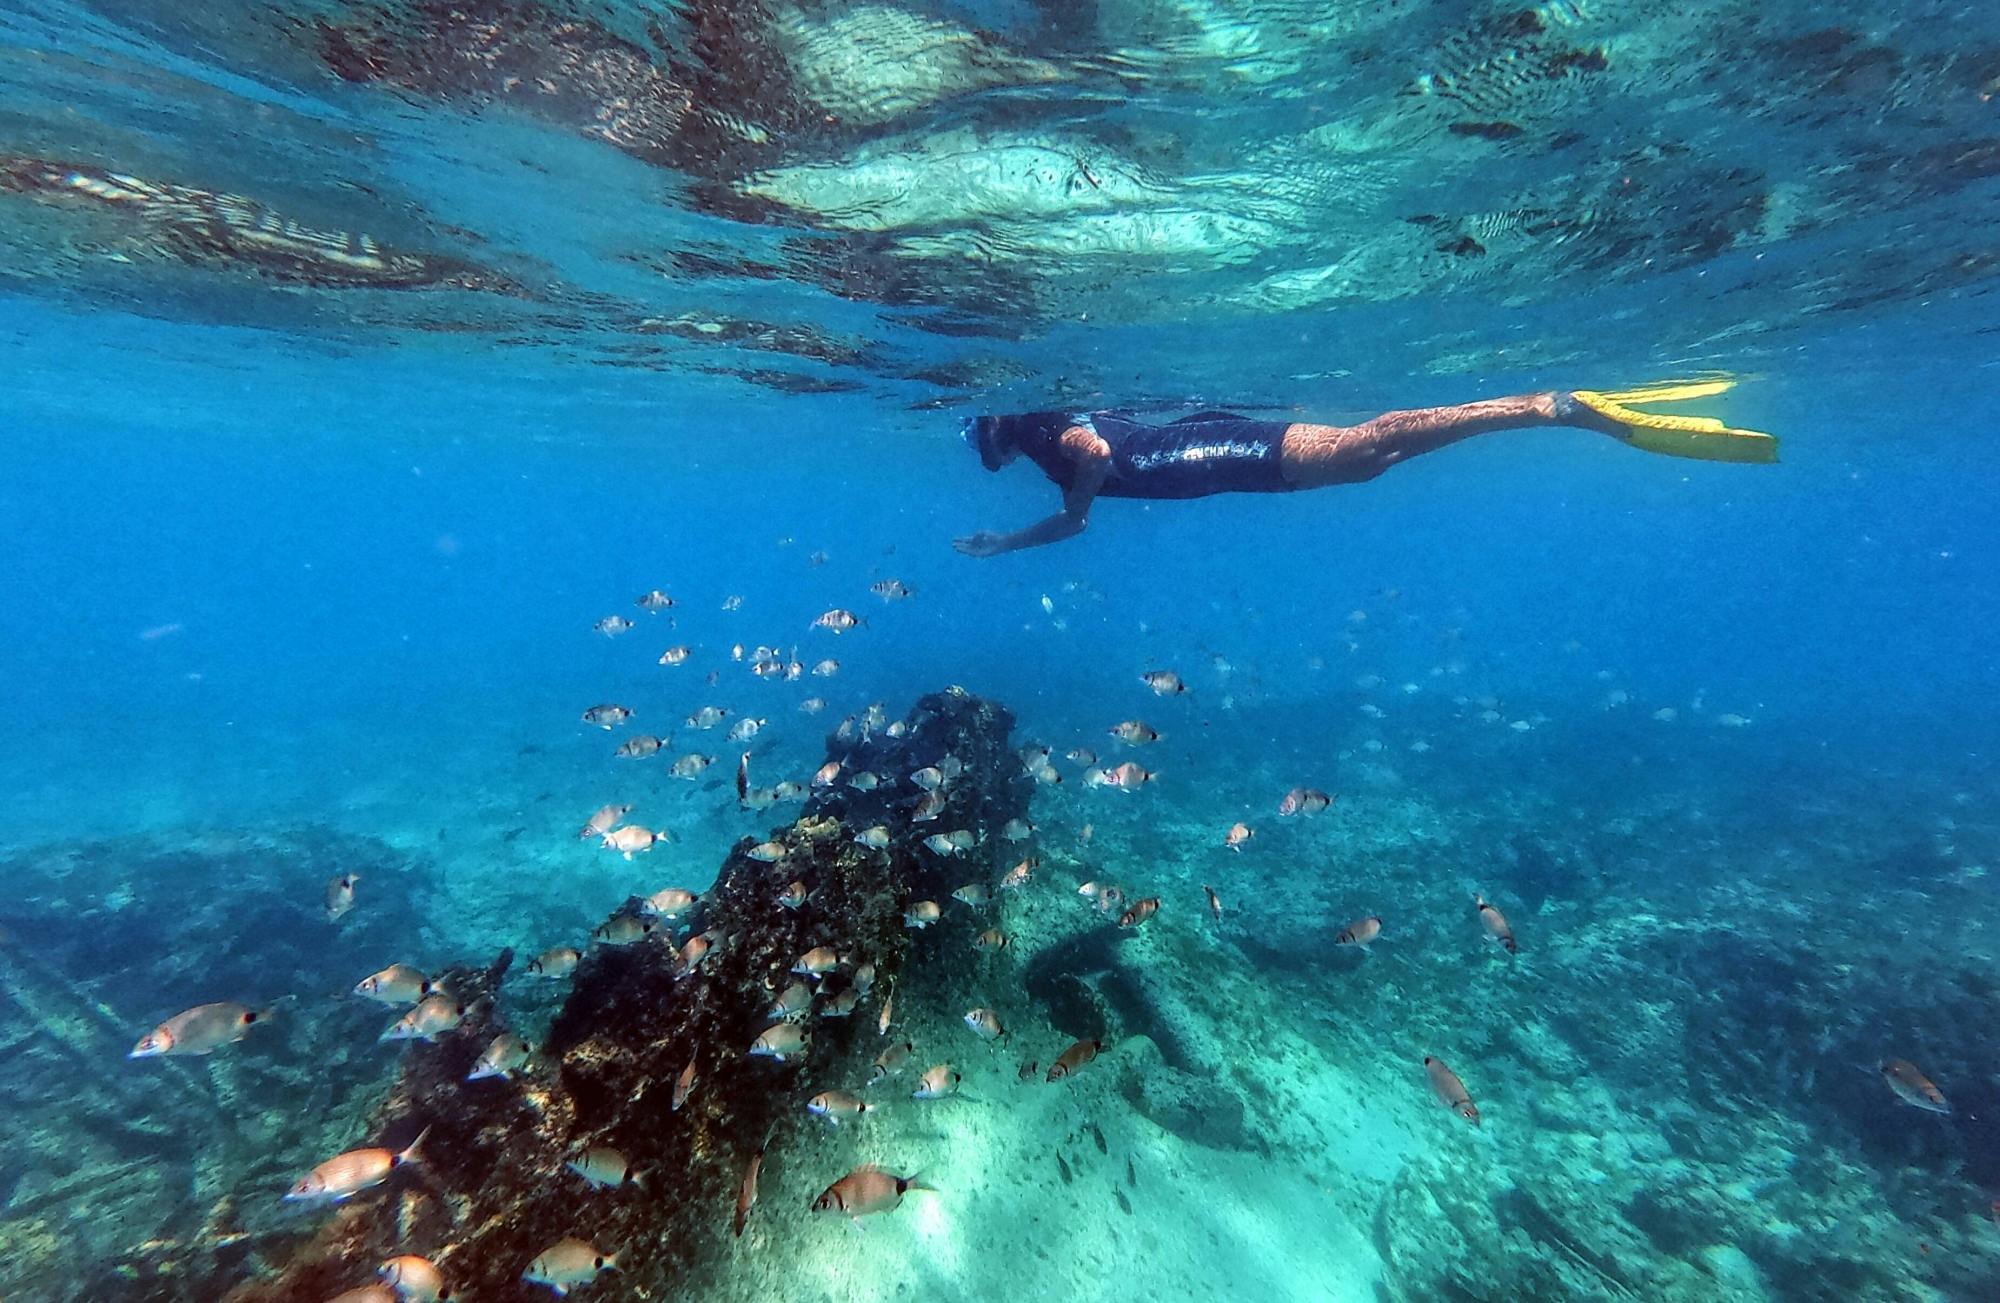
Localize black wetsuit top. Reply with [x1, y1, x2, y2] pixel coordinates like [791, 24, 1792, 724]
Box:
[1004, 409, 1295, 500]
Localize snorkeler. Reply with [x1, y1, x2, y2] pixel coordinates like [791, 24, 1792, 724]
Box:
[954, 380, 1777, 556]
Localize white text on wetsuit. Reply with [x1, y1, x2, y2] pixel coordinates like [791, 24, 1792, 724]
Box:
[1127, 439, 1268, 471]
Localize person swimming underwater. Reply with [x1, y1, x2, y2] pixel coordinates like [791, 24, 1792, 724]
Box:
[953, 380, 1777, 557]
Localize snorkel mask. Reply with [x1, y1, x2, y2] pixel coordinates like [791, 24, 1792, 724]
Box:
[963, 415, 1008, 471]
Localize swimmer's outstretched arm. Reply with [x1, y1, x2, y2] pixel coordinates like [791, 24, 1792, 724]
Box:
[953, 509, 1086, 557]
[955, 425, 1109, 557]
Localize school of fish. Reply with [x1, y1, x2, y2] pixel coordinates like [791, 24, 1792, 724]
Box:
[120, 565, 1897, 1299]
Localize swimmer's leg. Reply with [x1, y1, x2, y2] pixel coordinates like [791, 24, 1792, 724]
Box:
[1279, 393, 1574, 488]
[1280, 384, 1777, 489]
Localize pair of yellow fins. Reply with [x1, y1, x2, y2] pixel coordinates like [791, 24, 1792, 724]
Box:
[1569, 378, 1779, 464]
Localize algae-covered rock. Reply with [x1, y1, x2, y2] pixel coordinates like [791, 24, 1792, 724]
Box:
[227, 688, 1027, 1301]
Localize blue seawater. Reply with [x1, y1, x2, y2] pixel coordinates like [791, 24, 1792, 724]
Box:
[2, 2, 1997, 1300]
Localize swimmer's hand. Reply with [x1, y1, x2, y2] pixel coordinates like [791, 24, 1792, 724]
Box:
[953, 531, 1007, 558]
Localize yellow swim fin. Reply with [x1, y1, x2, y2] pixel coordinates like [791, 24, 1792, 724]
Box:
[1570, 378, 1779, 464]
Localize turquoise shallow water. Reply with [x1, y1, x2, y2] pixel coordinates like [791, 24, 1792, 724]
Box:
[3, 2, 2000, 1300]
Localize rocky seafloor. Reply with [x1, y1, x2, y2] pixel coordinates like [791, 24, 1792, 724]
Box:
[1, 700, 1995, 1301]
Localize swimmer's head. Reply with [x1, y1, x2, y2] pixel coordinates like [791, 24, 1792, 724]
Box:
[964, 415, 1019, 471]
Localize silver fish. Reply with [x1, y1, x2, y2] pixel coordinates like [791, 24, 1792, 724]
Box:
[807, 1090, 869, 1124]
[592, 914, 656, 946]
[285, 1129, 426, 1203]
[812, 608, 862, 633]
[811, 1165, 928, 1218]
[578, 803, 630, 840]
[1047, 1038, 1103, 1082]
[1336, 915, 1383, 948]
[567, 1146, 638, 1189]
[913, 1063, 961, 1100]
[672, 1059, 696, 1111]
[734, 1150, 761, 1238]
[1475, 894, 1517, 954]
[581, 703, 633, 728]
[1880, 1058, 1951, 1114]
[526, 946, 580, 978]
[749, 1021, 809, 1062]
[963, 1008, 1005, 1040]
[380, 993, 465, 1043]
[770, 981, 812, 1021]
[324, 873, 360, 921]
[675, 931, 715, 976]
[1425, 1056, 1480, 1125]
[468, 1032, 532, 1081]
[377, 1255, 446, 1303]
[871, 1039, 914, 1083]
[523, 1238, 618, 1294]
[130, 1001, 274, 1058]
[353, 963, 429, 1006]
[327, 1287, 397, 1303]
[601, 825, 661, 859]
[642, 887, 698, 918]
[792, 945, 839, 978]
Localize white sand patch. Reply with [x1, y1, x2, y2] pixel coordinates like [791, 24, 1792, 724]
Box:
[708, 944, 1434, 1303]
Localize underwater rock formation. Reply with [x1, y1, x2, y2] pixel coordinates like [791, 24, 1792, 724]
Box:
[0, 827, 440, 1302]
[227, 686, 1027, 1300]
